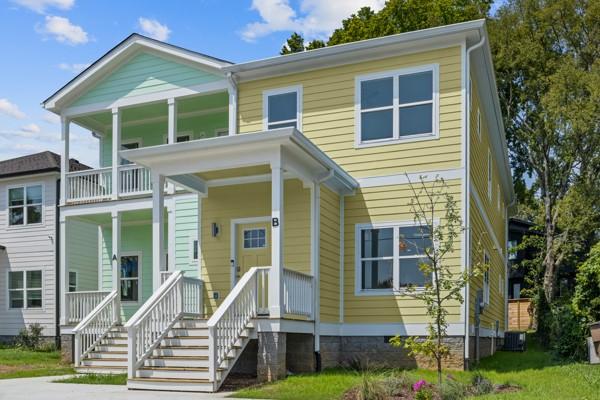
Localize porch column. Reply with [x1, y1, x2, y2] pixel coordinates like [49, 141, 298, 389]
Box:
[111, 108, 121, 200]
[59, 217, 67, 326]
[167, 98, 177, 194]
[167, 198, 176, 272]
[152, 172, 166, 291]
[111, 211, 122, 323]
[227, 74, 237, 136]
[60, 117, 69, 206]
[269, 158, 284, 318]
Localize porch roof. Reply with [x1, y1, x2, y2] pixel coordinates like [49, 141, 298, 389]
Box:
[120, 128, 357, 195]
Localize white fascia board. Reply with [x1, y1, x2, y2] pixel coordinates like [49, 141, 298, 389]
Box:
[223, 20, 484, 81]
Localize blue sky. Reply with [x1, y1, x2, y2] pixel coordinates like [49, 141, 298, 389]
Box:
[0, 0, 503, 167]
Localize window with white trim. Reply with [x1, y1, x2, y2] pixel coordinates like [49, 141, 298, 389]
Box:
[243, 228, 267, 249]
[68, 271, 77, 292]
[357, 224, 432, 292]
[8, 270, 42, 309]
[190, 238, 199, 261]
[8, 185, 42, 226]
[483, 251, 491, 305]
[357, 65, 438, 145]
[476, 108, 482, 140]
[120, 141, 140, 165]
[120, 255, 139, 302]
[264, 86, 301, 130]
[487, 149, 492, 201]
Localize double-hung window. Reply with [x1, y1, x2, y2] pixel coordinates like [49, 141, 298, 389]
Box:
[68, 271, 77, 292]
[357, 224, 432, 294]
[264, 86, 302, 130]
[9, 185, 42, 226]
[483, 251, 491, 305]
[8, 270, 42, 309]
[357, 65, 438, 145]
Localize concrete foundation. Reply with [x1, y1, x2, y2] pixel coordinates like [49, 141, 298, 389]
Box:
[60, 334, 74, 364]
[257, 331, 287, 382]
[286, 333, 315, 373]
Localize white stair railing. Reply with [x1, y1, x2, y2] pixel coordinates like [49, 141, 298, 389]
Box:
[283, 269, 314, 318]
[207, 267, 269, 388]
[118, 164, 152, 196]
[65, 290, 111, 325]
[125, 271, 203, 378]
[66, 167, 112, 202]
[72, 290, 119, 366]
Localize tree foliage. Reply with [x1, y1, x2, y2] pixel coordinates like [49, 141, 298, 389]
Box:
[389, 176, 487, 385]
[573, 242, 600, 324]
[280, 32, 325, 55]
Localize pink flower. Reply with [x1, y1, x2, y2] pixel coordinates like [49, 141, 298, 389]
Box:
[413, 379, 427, 392]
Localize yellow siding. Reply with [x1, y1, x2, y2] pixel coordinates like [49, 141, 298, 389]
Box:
[238, 46, 463, 178]
[343, 179, 463, 324]
[320, 185, 341, 323]
[469, 74, 507, 330]
[200, 179, 310, 315]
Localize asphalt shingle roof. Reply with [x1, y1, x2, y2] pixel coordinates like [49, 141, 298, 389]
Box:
[0, 151, 90, 179]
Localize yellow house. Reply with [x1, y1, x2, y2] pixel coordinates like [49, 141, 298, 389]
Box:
[42, 19, 513, 392]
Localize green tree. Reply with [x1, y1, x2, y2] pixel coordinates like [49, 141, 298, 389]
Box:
[573, 242, 600, 324]
[281, 32, 305, 55]
[489, 0, 600, 303]
[390, 176, 487, 385]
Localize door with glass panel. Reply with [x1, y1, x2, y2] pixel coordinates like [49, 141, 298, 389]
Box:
[236, 223, 270, 313]
[120, 254, 140, 302]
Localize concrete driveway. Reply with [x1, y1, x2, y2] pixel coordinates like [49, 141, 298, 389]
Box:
[0, 375, 246, 400]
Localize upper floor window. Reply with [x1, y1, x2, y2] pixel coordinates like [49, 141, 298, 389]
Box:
[356, 223, 432, 294]
[68, 271, 77, 292]
[483, 251, 491, 305]
[356, 65, 438, 146]
[263, 86, 302, 130]
[9, 185, 42, 226]
[8, 270, 42, 309]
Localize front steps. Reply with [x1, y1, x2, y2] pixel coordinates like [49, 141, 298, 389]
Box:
[128, 317, 254, 392]
[75, 325, 128, 374]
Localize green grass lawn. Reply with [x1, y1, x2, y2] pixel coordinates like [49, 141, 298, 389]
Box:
[0, 348, 74, 379]
[54, 373, 127, 385]
[233, 337, 600, 399]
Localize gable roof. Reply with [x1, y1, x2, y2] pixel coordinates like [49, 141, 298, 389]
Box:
[43, 33, 233, 111]
[0, 151, 90, 179]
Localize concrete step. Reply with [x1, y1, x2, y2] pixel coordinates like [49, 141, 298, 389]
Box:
[172, 320, 207, 329]
[161, 336, 209, 347]
[128, 377, 214, 392]
[137, 366, 219, 380]
[144, 356, 209, 368]
[94, 344, 128, 352]
[153, 346, 209, 357]
[75, 365, 126, 374]
[82, 357, 127, 367]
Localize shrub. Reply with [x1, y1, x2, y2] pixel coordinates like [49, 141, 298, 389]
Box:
[548, 302, 588, 360]
[356, 372, 386, 400]
[382, 371, 414, 397]
[439, 379, 467, 400]
[14, 323, 44, 350]
[470, 371, 494, 396]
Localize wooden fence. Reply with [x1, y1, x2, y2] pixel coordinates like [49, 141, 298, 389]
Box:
[508, 298, 533, 331]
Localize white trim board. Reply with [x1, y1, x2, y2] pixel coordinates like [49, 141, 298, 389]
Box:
[470, 182, 504, 260]
[357, 168, 463, 188]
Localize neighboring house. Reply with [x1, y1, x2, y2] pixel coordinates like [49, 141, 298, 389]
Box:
[42, 19, 513, 392]
[0, 152, 88, 342]
[507, 217, 537, 299]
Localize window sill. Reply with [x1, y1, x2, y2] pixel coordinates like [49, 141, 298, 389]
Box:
[355, 133, 439, 149]
[354, 287, 426, 297]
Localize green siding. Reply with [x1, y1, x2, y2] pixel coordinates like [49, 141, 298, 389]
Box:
[67, 219, 99, 291]
[71, 52, 223, 107]
[175, 195, 200, 278]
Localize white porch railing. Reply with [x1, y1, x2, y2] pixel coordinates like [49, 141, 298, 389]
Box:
[65, 290, 111, 325]
[283, 269, 314, 318]
[118, 164, 152, 196]
[125, 271, 203, 378]
[183, 276, 203, 315]
[73, 290, 119, 366]
[207, 267, 269, 388]
[66, 167, 112, 202]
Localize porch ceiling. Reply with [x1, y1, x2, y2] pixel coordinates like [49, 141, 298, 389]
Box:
[70, 209, 157, 225]
[120, 128, 358, 195]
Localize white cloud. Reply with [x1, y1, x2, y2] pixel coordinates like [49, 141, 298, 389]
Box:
[241, 0, 385, 42]
[138, 17, 171, 41]
[0, 98, 26, 119]
[12, 0, 74, 14]
[21, 123, 41, 133]
[38, 15, 88, 45]
[58, 62, 90, 73]
[43, 112, 61, 124]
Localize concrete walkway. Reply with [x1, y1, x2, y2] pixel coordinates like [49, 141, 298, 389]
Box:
[0, 375, 245, 400]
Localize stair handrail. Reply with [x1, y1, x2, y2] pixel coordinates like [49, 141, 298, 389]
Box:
[125, 270, 184, 379]
[207, 266, 270, 387]
[72, 290, 119, 366]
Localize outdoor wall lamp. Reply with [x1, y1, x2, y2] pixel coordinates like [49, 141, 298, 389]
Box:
[212, 223, 220, 237]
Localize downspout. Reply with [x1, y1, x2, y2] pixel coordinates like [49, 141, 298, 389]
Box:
[313, 169, 334, 372]
[55, 178, 61, 348]
[464, 35, 486, 369]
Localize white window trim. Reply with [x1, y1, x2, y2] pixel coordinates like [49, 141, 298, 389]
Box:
[68, 271, 78, 292]
[163, 131, 194, 144]
[120, 138, 143, 165]
[262, 85, 303, 131]
[487, 149, 493, 202]
[354, 221, 436, 297]
[242, 228, 268, 250]
[120, 251, 142, 304]
[354, 64, 440, 148]
[483, 250, 491, 305]
[7, 269, 44, 310]
[6, 182, 44, 228]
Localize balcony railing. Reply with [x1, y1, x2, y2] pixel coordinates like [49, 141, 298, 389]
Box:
[119, 164, 153, 196]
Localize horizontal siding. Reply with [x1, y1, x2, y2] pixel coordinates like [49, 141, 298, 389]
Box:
[344, 179, 463, 324]
[238, 46, 463, 178]
[72, 52, 223, 107]
[0, 175, 58, 337]
[175, 195, 200, 278]
[320, 185, 340, 323]
[67, 219, 99, 291]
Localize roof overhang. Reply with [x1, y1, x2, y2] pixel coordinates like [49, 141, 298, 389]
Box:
[43, 33, 232, 112]
[120, 128, 357, 195]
